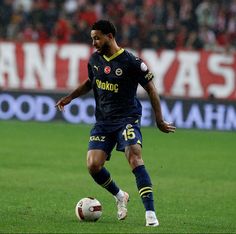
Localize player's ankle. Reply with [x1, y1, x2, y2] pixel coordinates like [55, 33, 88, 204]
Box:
[115, 190, 125, 201]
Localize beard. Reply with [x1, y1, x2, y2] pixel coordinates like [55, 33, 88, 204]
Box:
[96, 41, 110, 55]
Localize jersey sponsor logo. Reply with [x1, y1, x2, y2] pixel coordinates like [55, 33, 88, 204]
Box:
[145, 72, 154, 81]
[115, 68, 123, 76]
[90, 136, 106, 142]
[104, 66, 111, 74]
[96, 79, 119, 93]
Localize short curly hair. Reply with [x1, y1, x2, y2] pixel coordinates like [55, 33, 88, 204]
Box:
[92, 20, 117, 37]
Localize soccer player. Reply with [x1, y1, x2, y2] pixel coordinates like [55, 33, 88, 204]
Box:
[56, 20, 176, 227]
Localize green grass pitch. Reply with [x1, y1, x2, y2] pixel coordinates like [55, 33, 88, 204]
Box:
[0, 120, 235, 233]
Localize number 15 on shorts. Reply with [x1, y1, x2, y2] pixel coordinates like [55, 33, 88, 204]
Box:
[122, 128, 135, 141]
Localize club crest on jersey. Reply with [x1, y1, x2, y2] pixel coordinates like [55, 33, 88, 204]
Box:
[104, 66, 111, 74]
[115, 68, 123, 76]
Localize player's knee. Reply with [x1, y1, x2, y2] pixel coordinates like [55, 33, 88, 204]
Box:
[87, 150, 105, 174]
[87, 164, 100, 174]
[87, 157, 102, 173]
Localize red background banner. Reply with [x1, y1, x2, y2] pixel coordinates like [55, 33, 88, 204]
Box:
[0, 42, 235, 99]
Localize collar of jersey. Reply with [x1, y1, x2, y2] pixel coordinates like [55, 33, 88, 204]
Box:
[103, 48, 124, 62]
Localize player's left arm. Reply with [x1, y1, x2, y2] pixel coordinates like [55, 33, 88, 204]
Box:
[130, 54, 175, 133]
[144, 80, 176, 133]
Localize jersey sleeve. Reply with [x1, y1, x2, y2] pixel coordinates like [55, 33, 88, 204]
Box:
[130, 56, 154, 87]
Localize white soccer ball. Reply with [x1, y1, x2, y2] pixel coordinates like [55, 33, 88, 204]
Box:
[75, 197, 102, 222]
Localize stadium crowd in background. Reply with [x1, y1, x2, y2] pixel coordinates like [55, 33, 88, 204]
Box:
[0, 0, 235, 51]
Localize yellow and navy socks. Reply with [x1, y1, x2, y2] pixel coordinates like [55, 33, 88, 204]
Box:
[91, 167, 119, 196]
[132, 165, 155, 211]
[91, 165, 155, 212]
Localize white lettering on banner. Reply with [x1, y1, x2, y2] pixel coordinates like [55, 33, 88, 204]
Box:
[161, 100, 236, 130]
[0, 94, 56, 121]
[171, 51, 203, 97]
[141, 49, 175, 94]
[15, 95, 36, 120]
[0, 94, 15, 119]
[225, 106, 236, 130]
[208, 54, 235, 98]
[22, 43, 57, 89]
[185, 104, 205, 129]
[161, 101, 184, 127]
[63, 98, 95, 124]
[59, 44, 90, 89]
[204, 104, 226, 130]
[0, 93, 236, 130]
[0, 43, 236, 99]
[35, 96, 56, 121]
[0, 43, 20, 88]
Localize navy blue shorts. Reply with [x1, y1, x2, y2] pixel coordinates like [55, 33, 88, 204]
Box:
[88, 117, 142, 160]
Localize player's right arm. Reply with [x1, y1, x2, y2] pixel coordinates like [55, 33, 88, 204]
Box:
[55, 79, 92, 111]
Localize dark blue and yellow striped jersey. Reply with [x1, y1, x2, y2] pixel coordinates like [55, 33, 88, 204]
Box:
[88, 48, 154, 122]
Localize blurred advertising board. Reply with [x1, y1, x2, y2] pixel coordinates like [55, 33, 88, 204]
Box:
[0, 42, 236, 100]
[0, 91, 235, 131]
